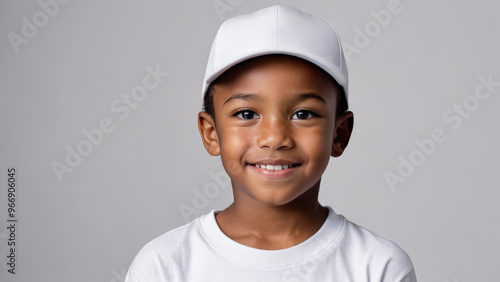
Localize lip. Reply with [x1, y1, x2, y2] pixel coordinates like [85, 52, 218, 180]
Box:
[248, 159, 299, 166]
[247, 159, 301, 179]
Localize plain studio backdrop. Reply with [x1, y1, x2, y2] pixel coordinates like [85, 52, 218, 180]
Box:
[1, 0, 499, 281]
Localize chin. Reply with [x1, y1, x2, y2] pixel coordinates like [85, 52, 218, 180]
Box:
[250, 188, 312, 207]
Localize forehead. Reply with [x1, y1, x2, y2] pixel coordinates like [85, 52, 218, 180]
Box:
[213, 55, 339, 93]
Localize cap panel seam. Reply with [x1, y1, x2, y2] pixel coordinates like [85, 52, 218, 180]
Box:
[276, 5, 279, 47]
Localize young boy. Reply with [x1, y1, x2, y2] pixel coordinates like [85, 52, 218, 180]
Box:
[125, 5, 417, 281]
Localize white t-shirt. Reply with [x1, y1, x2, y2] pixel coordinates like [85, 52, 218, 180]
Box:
[125, 207, 417, 282]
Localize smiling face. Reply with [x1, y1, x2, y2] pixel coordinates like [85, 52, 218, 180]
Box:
[198, 55, 353, 207]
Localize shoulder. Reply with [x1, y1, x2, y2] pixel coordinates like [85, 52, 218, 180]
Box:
[342, 218, 411, 259]
[337, 215, 416, 281]
[125, 214, 209, 282]
[134, 219, 199, 256]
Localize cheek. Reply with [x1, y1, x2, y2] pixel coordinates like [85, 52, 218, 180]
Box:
[218, 127, 249, 152]
[300, 125, 334, 151]
[297, 126, 334, 167]
[218, 127, 251, 170]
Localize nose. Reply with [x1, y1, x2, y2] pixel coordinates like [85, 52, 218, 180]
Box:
[256, 116, 294, 150]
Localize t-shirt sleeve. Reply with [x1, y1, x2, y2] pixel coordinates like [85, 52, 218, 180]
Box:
[380, 241, 417, 282]
[400, 268, 418, 282]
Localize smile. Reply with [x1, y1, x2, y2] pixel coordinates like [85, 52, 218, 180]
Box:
[250, 164, 301, 171]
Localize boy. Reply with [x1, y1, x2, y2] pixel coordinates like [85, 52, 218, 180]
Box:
[126, 5, 417, 281]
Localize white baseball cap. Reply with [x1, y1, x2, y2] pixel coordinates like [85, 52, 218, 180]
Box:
[202, 5, 348, 102]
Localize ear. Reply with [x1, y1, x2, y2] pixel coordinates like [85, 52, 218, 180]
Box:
[331, 111, 354, 157]
[198, 112, 220, 156]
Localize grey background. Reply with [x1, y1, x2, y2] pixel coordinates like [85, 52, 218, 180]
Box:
[1, 0, 499, 281]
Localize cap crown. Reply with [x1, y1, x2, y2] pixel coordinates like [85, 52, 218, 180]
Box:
[203, 5, 348, 101]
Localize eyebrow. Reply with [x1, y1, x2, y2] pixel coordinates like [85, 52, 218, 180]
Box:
[223, 93, 259, 105]
[222, 92, 327, 106]
[294, 93, 328, 104]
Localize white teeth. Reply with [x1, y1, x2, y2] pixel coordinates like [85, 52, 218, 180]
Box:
[256, 164, 292, 170]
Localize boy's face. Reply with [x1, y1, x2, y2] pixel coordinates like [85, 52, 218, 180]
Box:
[199, 55, 353, 207]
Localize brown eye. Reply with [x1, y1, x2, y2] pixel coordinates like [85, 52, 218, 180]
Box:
[292, 110, 315, 120]
[235, 110, 258, 120]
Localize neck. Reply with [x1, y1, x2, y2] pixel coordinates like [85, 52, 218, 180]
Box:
[215, 183, 328, 250]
